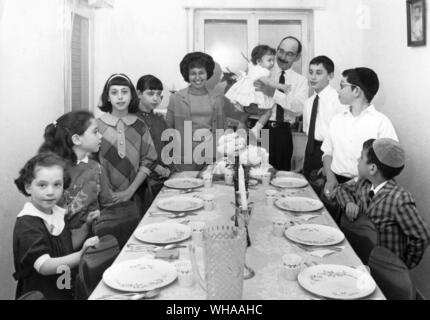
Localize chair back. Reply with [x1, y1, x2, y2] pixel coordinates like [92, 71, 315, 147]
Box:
[75, 235, 120, 299]
[93, 201, 141, 249]
[368, 245, 415, 300]
[340, 213, 378, 264]
[17, 290, 45, 300]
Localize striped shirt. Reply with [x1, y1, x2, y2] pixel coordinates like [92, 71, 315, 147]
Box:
[336, 178, 430, 268]
[97, 113, 157, 192]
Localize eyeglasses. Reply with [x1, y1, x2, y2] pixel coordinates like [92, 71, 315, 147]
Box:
[339, 82, 356, 90]
[277, 48, 297, 58]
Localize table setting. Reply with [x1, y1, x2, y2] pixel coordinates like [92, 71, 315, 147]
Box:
[89, 132, 384, 301]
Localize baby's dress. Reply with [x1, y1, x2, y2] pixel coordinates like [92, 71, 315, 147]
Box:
[225, 63, 275, 111]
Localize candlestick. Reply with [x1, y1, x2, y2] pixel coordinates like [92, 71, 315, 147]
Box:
[238, 165, 248, 210]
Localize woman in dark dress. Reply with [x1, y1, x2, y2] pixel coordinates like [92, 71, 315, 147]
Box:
[13, 153, 99, 299]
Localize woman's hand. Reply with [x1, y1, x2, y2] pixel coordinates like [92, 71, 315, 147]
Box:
[345, 203, 359, 221]
[112, 189, 134, 203]
[82, 236, 99, 253]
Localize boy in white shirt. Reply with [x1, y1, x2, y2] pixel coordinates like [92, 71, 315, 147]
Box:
[321, 67, 398, 222]
[302, 56, 344, 193]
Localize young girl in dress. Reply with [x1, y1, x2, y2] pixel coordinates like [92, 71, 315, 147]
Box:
[39, 111, 114, 230]
[97, 73, 158, 216]
[136, 74, 175, 197]
[13, 152, 99, 299]
[225, 45, 291, 136]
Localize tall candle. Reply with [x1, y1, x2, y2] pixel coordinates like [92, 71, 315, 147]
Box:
[238, 165, 248, 210]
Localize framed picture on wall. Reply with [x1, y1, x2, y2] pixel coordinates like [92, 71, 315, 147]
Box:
[407, 0, 426, 46]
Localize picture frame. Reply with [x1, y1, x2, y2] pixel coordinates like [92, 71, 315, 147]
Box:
[407, 0, 426, 46]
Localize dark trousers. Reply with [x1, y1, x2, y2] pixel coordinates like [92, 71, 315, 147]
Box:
[248, 119, 293, 171]
[303, 140, 324, 194]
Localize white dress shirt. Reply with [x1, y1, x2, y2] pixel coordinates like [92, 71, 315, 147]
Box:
[321, 105, 398, 178]
[250, 63, 309, 123]
[302, 85, 346, 142]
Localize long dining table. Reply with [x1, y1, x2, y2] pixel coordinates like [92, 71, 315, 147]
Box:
[89, 170, 385, 300]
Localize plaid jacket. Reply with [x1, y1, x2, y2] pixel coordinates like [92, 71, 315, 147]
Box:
[336, 178, 430, 268]
[97, 113, 157, 192]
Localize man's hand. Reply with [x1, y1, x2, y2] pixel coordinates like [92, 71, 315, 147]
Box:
[345, 203, 359, 221]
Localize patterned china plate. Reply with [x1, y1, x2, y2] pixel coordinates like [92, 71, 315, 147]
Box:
[298, 264, 376, 300]
[284, 224, 345, 246]
[271, 177, 308, 188]
[103, 258, 177, 292]
[275, 196, 324, 212]
[157, 196, 204, 212]
[134, 222, 191, 244]
[164, 178, 204, 190]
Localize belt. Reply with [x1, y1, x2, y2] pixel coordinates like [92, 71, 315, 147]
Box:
[264, 121, 291, 128]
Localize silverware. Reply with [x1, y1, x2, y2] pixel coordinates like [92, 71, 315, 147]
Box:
[97, 289, 161, 300]
[167, 212, 197, 219]
[293, 243, 343, 252]
[125, 243, 187, 252]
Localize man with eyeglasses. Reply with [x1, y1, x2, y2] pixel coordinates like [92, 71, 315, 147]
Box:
[321, 67, 398, 223]
[248, 36, 309, 171]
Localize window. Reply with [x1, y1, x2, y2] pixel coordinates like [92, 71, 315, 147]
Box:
[71, 14, 89, 111]
[193, 9, 313, 75]
[65, 2, 94, 112]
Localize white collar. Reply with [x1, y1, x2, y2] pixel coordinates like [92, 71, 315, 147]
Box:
[312, 84, 333, 99]
[17, 202, 65, 236]
[99, 113, 137, 126]
[77, 155, 89, 165]
[371, 181, 388, 195]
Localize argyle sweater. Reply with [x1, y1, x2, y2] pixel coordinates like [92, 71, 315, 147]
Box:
[97, 113, 157, 192]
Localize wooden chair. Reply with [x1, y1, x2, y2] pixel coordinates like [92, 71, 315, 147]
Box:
[368, 246, 416, 300]
[340, 213, 378, 265]
[17, 290, 45, 300]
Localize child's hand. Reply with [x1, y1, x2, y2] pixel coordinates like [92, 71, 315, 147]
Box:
[345, 203, 359, 221]
[86, 210, 100, 226]
[323, 179, 338, 200]
[82, 236, 99, 252]
[159, 167, 171, 178]
[112, 189, 134, 203]
[155, 165, 171, 178]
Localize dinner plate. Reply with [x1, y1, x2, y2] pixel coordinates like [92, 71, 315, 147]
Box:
[298, 264, 376, 300]
[157, 196, 204, 212]
[275, 196, 324, 212]
[271, 177, 308, 188]
[276, 171, 305, 179]
[103, 258, 177, 292]
[284, 224, 345, 246]
[134, 222, 191, 244]
[164, 178, 203, 190]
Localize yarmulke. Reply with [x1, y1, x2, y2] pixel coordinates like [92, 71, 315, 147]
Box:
[349, 67, 379, 102]
[373, 138, 405, 168]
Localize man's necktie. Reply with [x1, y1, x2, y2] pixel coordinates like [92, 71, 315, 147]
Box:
[305, 94, 319, 154]
[366, 190, 375, 208]
[275, 71, 285, 123]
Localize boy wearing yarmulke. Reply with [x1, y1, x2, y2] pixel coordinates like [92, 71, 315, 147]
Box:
[336, 138, 430, 268]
